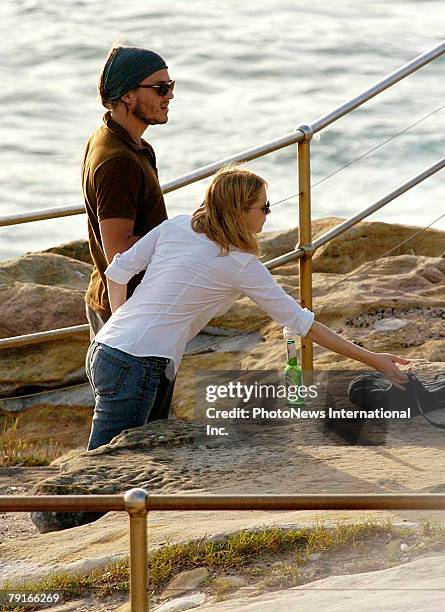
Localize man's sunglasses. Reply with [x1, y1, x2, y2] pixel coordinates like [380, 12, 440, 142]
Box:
[137, 80, 175, 97]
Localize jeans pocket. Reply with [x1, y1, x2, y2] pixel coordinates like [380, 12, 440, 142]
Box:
[91, 348, 130, 397]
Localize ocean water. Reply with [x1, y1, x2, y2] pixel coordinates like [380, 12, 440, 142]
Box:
[1, 0, 444, 260]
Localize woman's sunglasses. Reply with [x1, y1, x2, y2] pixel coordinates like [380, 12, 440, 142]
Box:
[260, 201, 271, 215]
[248, 201, 271, 214]
[250, 201, 271, 214]
[137, 80, 175, 97]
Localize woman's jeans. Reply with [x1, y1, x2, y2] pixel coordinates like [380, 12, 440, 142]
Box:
[85, 342, 175, 450]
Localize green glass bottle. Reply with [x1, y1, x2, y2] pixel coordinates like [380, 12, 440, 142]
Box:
[284, 339, 304, 406]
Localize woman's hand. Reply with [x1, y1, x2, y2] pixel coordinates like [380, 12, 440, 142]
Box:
[366, 352, 411, 388]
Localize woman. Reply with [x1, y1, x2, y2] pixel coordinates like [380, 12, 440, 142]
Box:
[86, 165, 409, 449]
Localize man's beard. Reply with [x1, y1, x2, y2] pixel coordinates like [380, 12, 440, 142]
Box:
[133, 102, 167, 126]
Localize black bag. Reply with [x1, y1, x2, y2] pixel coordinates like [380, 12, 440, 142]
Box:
[348, 371, 445, 429]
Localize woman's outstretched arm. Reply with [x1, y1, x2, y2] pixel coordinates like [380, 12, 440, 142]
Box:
[306, 321, 410, 384]
[235, 258, 409, 383]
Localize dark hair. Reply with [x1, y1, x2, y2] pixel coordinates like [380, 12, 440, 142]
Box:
[98, 46, 121, 109]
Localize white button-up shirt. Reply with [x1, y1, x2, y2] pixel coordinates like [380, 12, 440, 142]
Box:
[96, 215, 314, 372]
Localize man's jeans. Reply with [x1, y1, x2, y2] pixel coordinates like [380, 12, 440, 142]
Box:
[86, 342, 175, 450]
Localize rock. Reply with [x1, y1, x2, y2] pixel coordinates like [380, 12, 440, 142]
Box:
[258, 227, 298, 261]
[155, 593, 206, 611]
[424, 482, 445, 493]
[0, 278, 88, 339]
[50, 448, 86, 468]
[0, 251, 91, 396]
[419, 265, 443, 283]
[427, 341, 445, 362]
[0, 337, 90, 396]
[30, 420, 212, 533]
[191, 557, 445, 611]
[346, 306, 445, 328]
[233, 586, 263, 598]
[213, 575, 247, 590]
[42, 240, 92, 265]
[311, 220, 445, 274]
[373, 318, 409, 332]
[161, 567, 209, 600]
[0, 382, 94, 412]
[0, 252, 91, 292]
[31, 480, 107, 533]
[31, 509, 106, 534]
[314, 255, 445, 329]
[47, 602, 84, 611]
[366, 321, 433, 351]
[0, 407, 92, 461]
[258, 218, 342, 262]
[185, 329, 263, 355]
[205, 533, 228, 544]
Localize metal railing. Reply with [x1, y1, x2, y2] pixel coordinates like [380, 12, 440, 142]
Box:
[1, 491, 444, 611]
[0, 153, 443, 354]
[1, 41, 444, 367]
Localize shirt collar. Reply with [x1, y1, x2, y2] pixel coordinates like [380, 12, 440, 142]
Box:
[103, 112, 153, 153]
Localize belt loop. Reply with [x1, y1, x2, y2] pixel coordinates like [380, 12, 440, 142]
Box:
[165, 359, 175, 382]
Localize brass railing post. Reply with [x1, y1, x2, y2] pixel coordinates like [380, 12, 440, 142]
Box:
[297, 125, 314, 378]
[124, 488, 149, 612]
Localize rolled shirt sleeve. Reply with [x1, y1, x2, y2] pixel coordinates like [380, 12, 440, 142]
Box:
[105, 224, 162, 285]
[236, 257, 315, 336]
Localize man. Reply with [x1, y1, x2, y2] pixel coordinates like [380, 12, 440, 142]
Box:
[82, 44, 176, 424]
[30, 49, 175, 533]
[82, 44, 175, 334]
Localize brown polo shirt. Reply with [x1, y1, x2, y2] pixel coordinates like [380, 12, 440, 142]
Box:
[82, 112, 167, 319]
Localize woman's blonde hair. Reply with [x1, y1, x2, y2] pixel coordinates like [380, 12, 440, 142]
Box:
[191, 164, 267, 256]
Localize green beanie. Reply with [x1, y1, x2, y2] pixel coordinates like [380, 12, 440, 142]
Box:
[102, 46, 167, 101]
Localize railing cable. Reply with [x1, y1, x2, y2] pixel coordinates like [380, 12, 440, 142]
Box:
[271, 101, 445, 209]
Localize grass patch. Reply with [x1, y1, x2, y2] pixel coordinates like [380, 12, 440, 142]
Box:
[0, 416, 64, 467]
[3, 520, 444, 610]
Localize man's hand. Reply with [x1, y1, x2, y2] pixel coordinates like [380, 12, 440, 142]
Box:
[99, 218, 140, 264]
